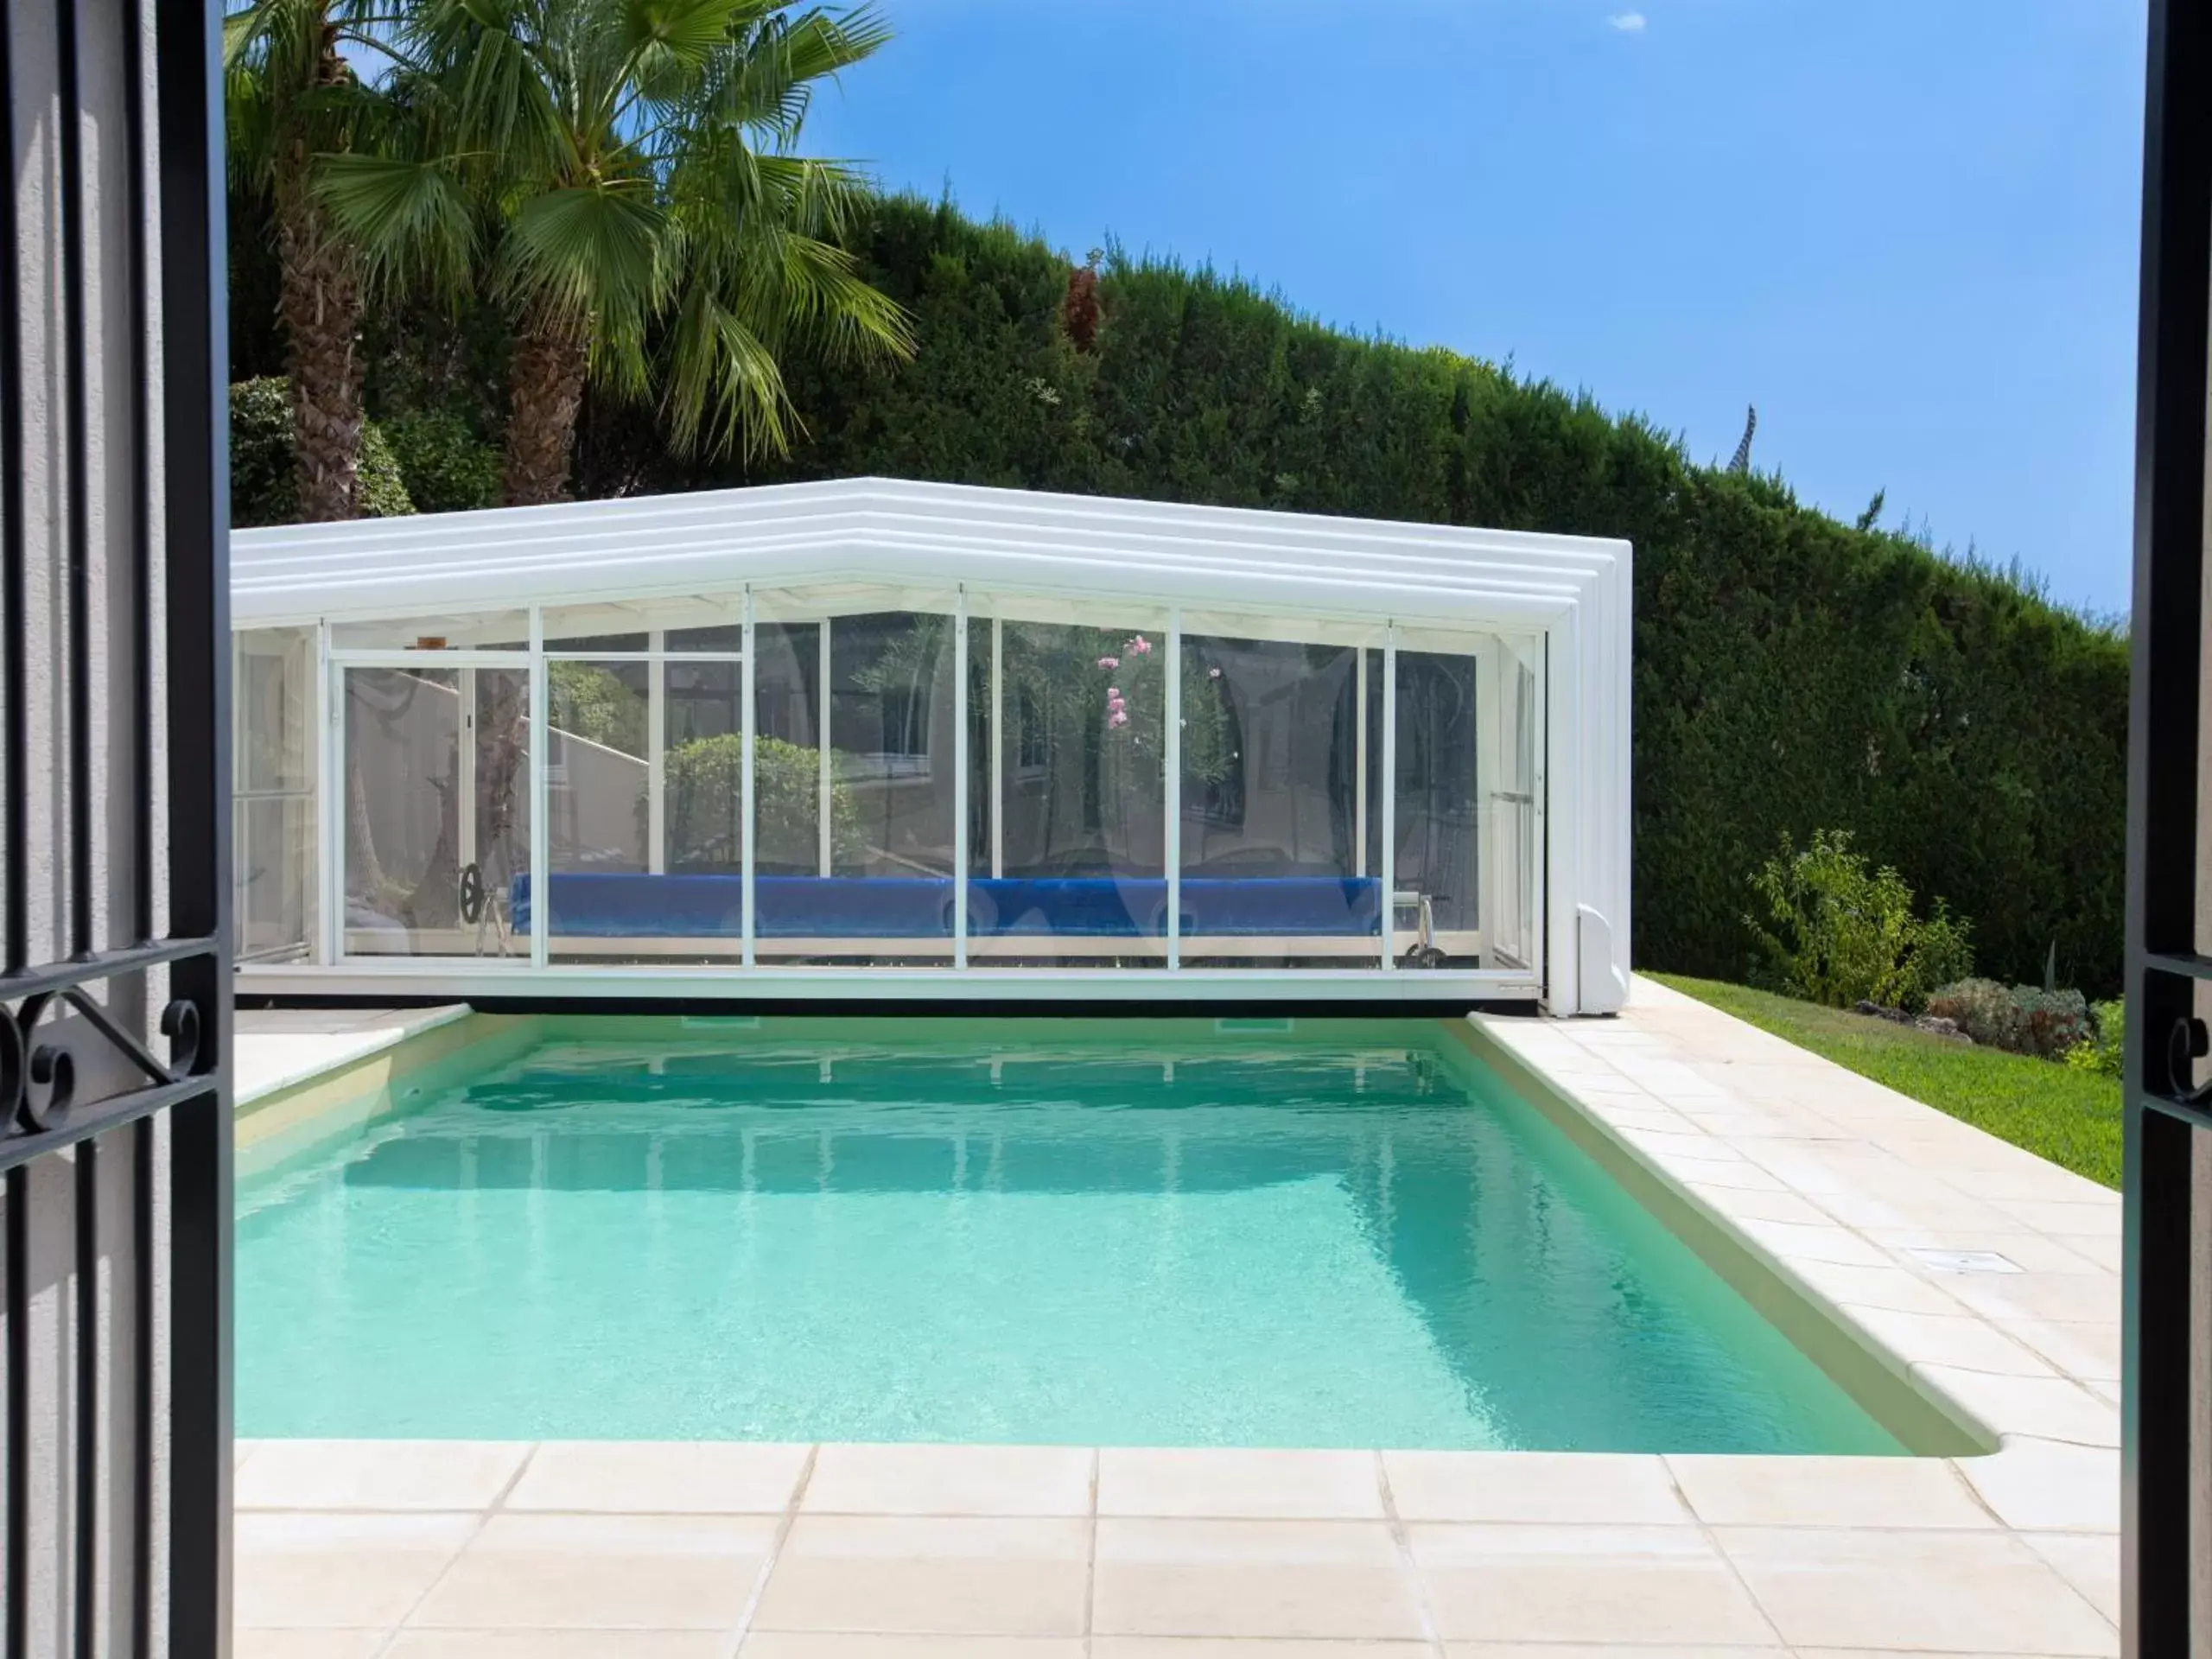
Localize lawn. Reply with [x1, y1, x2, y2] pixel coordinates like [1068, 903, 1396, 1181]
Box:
[1648, 974, 2122, 1189]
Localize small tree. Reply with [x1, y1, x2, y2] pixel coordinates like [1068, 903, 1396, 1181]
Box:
[1746, 828, 1974, 1012]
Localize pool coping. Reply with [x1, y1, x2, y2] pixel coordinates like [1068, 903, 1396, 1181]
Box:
[229, 977, 2120, 1656]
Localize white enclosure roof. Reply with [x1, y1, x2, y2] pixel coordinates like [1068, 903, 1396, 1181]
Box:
[231, 476, 1629, 632]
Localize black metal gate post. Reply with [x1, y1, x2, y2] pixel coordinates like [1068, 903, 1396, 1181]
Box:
[1, 0, 232, 1652]
[2124, 0, 2211, 1653]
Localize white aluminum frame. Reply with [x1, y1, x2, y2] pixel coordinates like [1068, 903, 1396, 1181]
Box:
[237, 477, 1632, 1011]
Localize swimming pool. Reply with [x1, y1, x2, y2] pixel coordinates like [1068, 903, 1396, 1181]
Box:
[237, 1016, 1910, 1452]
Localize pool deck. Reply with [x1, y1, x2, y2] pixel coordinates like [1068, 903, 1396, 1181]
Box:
[232, 978, 2121, 1658]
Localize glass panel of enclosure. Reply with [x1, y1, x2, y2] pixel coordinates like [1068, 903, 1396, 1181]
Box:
[1177, 616, 1382, 969]
[971, 601, 1171, 969]
[334, 611, 529, 651]
[754, 587, 960, 966]
[342, 663, 531, 958]
[534, 621, 747, 965]
[235, 627, 318, 961]
[308, 598, 1546, 978]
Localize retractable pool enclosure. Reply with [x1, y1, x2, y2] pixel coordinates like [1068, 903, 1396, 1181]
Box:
[230, 479, 1630, 1011]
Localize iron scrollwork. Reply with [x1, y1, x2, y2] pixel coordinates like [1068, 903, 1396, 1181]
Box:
[2, 987, 209, 1143]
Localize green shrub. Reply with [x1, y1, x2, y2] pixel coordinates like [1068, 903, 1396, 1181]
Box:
[229, 377, 414, 525]
[1745, 828, 1973, 1012]
[662, 734, 867, 872]
[382, 407, 503, 514]
[549, 661, 646, 754]
[1928, 978, 2093, 1059]
[2066, 998, 2126, 1077]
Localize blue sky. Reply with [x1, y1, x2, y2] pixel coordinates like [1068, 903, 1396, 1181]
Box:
[804, 1, 2147, 615]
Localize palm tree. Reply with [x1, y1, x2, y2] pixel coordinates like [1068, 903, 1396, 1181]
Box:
[226, 0, 400, 521]
[320, 0, 914, 505]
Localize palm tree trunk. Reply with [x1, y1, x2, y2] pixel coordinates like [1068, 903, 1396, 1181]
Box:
[275, 180, 365, 523]
[504, 302, 588, 506]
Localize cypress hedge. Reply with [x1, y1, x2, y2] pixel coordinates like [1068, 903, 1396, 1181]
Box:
[708, 197, 2129, 993]
[237, 192, 2130, 993]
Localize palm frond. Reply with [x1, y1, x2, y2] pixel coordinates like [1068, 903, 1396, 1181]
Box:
[499, 178, 667, 346]
[315, 151, 479, 297]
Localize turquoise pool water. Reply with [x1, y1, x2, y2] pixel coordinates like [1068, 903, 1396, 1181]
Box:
[237, 1018, 1902, 1452]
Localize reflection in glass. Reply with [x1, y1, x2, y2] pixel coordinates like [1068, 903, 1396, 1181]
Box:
[344, 667, 529, 957]
[235, 628, 317, 959]
[749, 621, 826, 875]
[975, 619, 1170, 965]
[662, 657, 744, 874]
[1179, 636, 1376, 968]
[1394, 651, 1482, 969]
[548, 660, 650, 876]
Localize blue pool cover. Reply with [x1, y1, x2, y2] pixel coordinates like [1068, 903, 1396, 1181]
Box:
[511, 873, 1382, 938]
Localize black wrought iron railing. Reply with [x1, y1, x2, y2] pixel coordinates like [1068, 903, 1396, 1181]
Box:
[2, 0, 232, 1652]
[2123, 2, 2209, 1653]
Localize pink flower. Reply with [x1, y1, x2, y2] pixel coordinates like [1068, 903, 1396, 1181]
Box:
[1096, 655, 1120, 670]
[1108, 709, 1130, 728]
[1128, 636, 1153, 654]
[1106, 687, 1122, 700]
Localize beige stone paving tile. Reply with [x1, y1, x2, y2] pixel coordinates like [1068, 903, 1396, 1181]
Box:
[1613, 1058, 1734, 1098]
[1937, 1268, 2122, 1327]
[743, 1638, 1086, 1659]
[1690, 1062, 1861, 1103]
[390, 1634, 732, 1658]
[1912, 1367, 2118, 1446]
[1441, 1648, 1787, 1658]
[233, 1632, 391, 1659]
[1643, 1150, 1795, 1194]
[234, 1511, 479, 1630]
[1808, 1185, 2025, 1234]
[1677, 1103, 1853, 1141]
[1862, 1227, 2120, 1278]
[1573, 1102, 1695, 1134]
[753, 1515, 1090, 1637]
[408, 1512, 775, 1630]
[2050, 1230, 2122, 1272]
[1928, 1157, 2116, 1203]
[1958, 1438, 2120, 1532]
[1554, 1075, 1663, 1101]
[507, 1440, 811, 1515]
[1381, 1450, 1686, 1525]
[1990, 1196, 2126, 1236]
[1713, 1525, 2118, 1655]
[1678, 1182, 1834, 1225]
[1665, 1452, 1988, 1529]
[236, 1440, 530, 1512]
[1729, 1217, 1894, 1269]
[1789, 1258, 1980, 1317]
[1836, 1303, 2056, 1377]
[2022, 1530, 2122, 1626]
[1099, 1447, 1382, 1520]
[1094, 1643, 1432, 1658]
[1719, 1141, 1914, 1197]
[1092, 1518, 1424, 1642]
[804, 1442, 1091, 1517]
[1405, 1523, 1776, 1647]
[2024, 1319, 2124, 1383]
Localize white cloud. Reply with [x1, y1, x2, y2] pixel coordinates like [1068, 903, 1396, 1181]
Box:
[1607, 11, 1647, 31]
